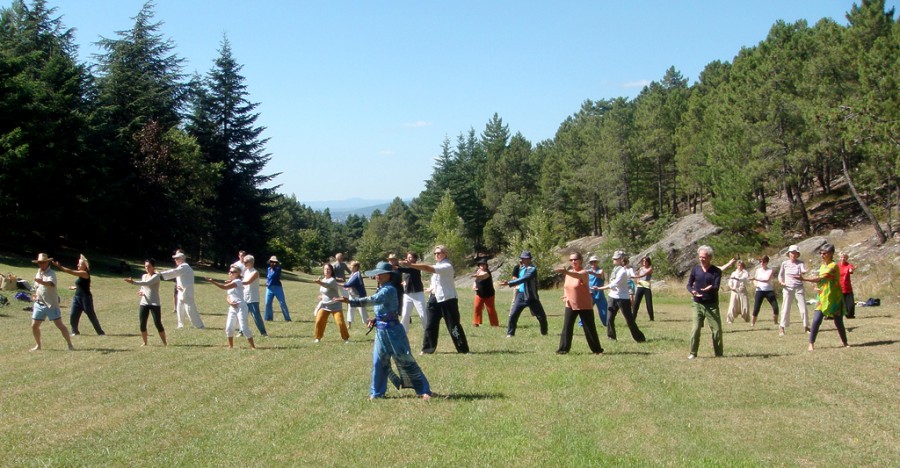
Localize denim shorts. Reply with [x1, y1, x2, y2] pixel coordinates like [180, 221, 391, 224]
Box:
[32, 302, 62, 321]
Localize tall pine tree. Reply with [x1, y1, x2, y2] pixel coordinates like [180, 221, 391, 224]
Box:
[187, 36, 278, 264]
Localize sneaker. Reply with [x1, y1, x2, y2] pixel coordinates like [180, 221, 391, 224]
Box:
[343, 339, 349, 344]
[70, 332, 79, 337]
[506, 334, 513, 338]
[314, 339, 320, 343]
[688, 354, 696, 360]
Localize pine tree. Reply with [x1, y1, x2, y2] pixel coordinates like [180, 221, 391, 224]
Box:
[187, 36, 278, 264]
[0, 0, 93, 245]
[92, 1, 187, 252]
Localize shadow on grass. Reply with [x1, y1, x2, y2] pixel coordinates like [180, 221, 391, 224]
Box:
[849, 340, 897, 348]
[609, 350, 654, 356]
[77, 348, 131, 355]
[466, 350, 530, 355]
[107, 333, 141, 337]
[728, 352, 791, 358]
[440, 392, 505, 401]
[169, 343, 220, 348]
[853, 314, 891, 319]
[726, 328, 764, 334]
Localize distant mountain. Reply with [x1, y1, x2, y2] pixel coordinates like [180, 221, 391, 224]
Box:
[303, 198, 410, 221]
[304, 198, 392, 211]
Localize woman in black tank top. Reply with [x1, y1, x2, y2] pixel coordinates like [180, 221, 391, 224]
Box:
[54, 254, 105, 336]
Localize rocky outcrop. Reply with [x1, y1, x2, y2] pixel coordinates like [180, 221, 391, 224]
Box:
[634, 213, 722, 278]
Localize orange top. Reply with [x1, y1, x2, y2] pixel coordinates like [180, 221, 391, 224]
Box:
[563, 270, 593, 310]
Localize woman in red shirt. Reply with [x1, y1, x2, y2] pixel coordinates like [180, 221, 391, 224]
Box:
[838, 252, 855, 319]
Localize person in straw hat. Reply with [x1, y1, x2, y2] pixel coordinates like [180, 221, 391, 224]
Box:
[264, 256, 292, 322]
[29, 253, 75, 351]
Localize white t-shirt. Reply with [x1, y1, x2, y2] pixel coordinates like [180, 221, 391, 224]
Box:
[754, 267, 774, 292]
[431, 260, 457, 302]
[227, 279, 246, 308]
[242, 268, 260, 303]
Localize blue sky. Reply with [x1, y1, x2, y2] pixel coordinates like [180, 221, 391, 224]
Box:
[55, 0, 871, 204]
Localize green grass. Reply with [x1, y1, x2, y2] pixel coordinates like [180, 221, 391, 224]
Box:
[0, 254, 897, 466]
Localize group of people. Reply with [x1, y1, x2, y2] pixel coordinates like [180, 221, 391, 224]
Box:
[25, 239, 858, 398]
[688, 243, 854, 359]
[27, 250, 293, 351]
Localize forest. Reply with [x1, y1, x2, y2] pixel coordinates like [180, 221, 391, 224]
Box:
[0, 0, 896, 274]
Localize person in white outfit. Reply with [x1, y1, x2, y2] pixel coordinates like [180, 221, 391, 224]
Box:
[207, 267, 255, 349]
[159, 251, 205, 329]
[726, 260, 750, 323]
[777, 245, 808, 335]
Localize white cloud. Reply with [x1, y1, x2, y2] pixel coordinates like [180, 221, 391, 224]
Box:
[378, 150, 396, 156]
[404, 121, 433, 128]
[622, 80, 651, 89]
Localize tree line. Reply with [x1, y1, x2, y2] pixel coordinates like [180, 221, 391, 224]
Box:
[356, 0, 897, 278]
[1, 1, 897, 275]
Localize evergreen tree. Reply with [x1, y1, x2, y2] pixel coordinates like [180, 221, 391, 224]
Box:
[0, 0, 93, 246]
[187, 36, 278, 264]
[92, 1, 187, 252]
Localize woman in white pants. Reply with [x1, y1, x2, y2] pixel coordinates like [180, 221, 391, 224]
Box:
[206, 267, 255, 349]
[726, 260, 750, 323]
[777, 245, 809, 335]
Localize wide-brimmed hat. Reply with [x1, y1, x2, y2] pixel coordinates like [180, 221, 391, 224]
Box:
[519, 251, 532, 259]
[365, 261, 394, 277]
[32, 253, 53, 263]
[172, 252, 186, 259]
[587, 255, 600, 263]
[612, 250, 625, 260]
[268, 256, 280, 263]
[474, 256, 491, 265]
[787, 245, 800, 254]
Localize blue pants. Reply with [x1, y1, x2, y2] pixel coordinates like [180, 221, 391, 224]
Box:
[247, 302, 267, 335]
[264, 285, 291, 321]
[70, 294, 104, 335]
[592, 294, 609, 326]
[371, 320, 430, 398]
[507, 296, 548, 336]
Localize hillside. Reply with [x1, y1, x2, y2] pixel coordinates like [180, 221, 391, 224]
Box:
[558, 185, 898, 301]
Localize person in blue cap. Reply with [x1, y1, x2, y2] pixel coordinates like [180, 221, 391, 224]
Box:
[338, 261, 431, 400]
[501, 251, 549, 337]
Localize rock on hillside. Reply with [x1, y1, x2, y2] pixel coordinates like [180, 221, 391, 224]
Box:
[635, 213, 722, 277]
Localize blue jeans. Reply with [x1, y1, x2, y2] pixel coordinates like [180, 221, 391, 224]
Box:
[592, 294, 609, 326]
[247, 302, 267, 335]
[371, 320, 430, 398]
[264, 285, 291, 321]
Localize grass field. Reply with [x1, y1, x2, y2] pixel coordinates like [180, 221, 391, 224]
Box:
[0, 254, 897, 466]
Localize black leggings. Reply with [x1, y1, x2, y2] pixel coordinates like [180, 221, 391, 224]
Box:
[139, 304, 165, 333]
[752, 290, 779, 317]
[809, 310, 847, 345]
[633, 287, 654, 320]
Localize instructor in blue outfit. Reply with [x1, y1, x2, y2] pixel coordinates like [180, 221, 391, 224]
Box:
[502, 251, 549, 337]
[340, 261, 431, 400]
